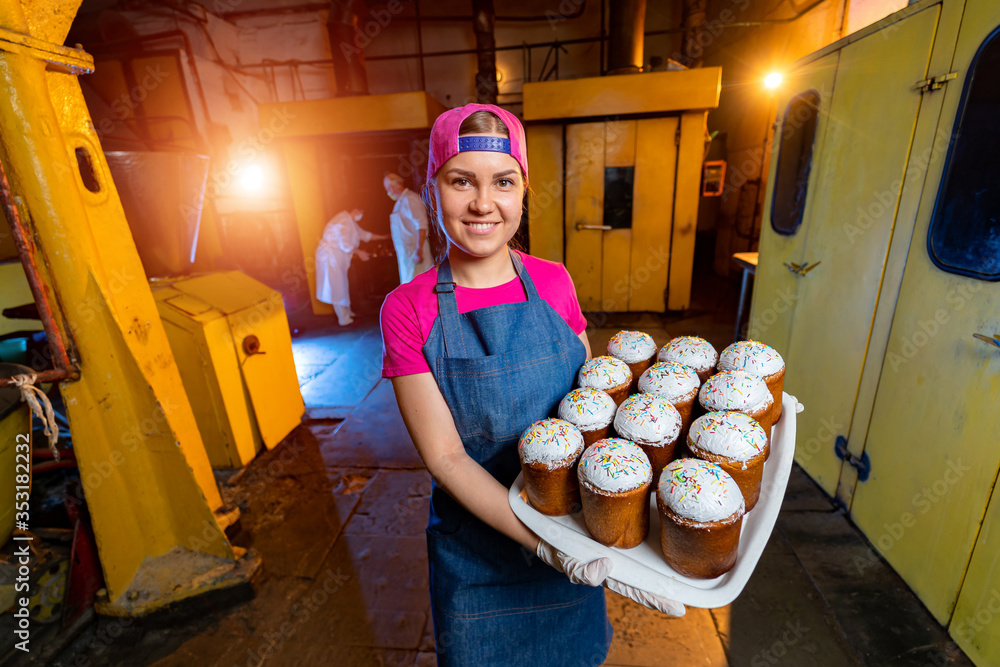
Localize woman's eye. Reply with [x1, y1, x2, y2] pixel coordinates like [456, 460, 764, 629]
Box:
[452, 178, 470, 187]
[496, 178, 513, 188]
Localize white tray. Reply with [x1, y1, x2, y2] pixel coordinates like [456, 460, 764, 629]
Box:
[509, 392, 801, 609]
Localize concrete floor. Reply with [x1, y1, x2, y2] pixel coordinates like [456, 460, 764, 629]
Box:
[50, 268, 974, 667]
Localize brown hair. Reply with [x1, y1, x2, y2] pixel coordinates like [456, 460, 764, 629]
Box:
[459, 111, 510, 137]
[424, 110, 527, 262]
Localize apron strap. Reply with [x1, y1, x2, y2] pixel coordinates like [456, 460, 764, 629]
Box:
[434, 247, 541, 357]
[434, 257, 463, 357]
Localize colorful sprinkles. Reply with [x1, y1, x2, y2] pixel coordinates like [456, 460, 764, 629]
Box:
[719, 340, 784, 376]
[657, 458, 744, 522]
[658, 336, 718, 370]
[690, 411, 766, 461]
[519, 418, 584, 467]
[578, 355, 631, 389]
[578, 438, 652, 491]
[607, 330, 656, 363]
[699, 370, 771, 411]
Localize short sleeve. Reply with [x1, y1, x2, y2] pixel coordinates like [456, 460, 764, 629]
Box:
[561, 265, 588, 335]
[380, 291, 432, 377]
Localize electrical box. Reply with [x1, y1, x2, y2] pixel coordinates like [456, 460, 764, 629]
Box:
[152, 271, 305, 469]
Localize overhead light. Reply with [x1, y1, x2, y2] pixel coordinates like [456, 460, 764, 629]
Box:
[239, 164, 264, 193]
[764, 72, 783, 89]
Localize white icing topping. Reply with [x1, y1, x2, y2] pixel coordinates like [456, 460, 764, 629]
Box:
[657, 336, 719, 372]
[578, 438, 652, 493]
[614, 394, 682, 446]
[689, 411, 767, 462]
[699, 370, 773, 412]
[518, 418, 585, 468]
[578, 356, 631, 390]
[638, 362, 700, 403]
[657, 458, 745, 523]
[607, 330, 657, 364]
[718, 340, 785, 376]
[558, 387, 617, 430]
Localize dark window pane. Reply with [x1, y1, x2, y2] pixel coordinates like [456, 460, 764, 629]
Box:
[604, 166, 634, 229]
[927, 28, 1000, 281]
[770, 91, 820, 235]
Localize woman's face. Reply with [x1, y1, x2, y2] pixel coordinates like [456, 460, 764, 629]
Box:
[434, 138, 525, 260]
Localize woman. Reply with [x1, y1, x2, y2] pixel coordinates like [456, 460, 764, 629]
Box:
[380, 104, 682, 666]
[315, 208, 388, 325]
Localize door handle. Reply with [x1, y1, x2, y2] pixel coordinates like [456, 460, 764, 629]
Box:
[784, 260, 822, 276]
[576, 223, 611, 231]
[973, 333, 1000, 349]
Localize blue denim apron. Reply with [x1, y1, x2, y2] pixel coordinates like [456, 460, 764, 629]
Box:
[422, 249, 612, 666]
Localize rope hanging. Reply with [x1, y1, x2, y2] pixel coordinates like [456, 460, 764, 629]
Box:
[12, 373, 60, 461]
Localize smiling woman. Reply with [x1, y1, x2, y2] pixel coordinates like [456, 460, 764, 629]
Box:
[378, 103, 683, 667]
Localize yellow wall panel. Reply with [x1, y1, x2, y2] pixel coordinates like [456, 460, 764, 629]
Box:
[283, 140, 332, 315]
[523, 68, 721, 121]
[601, 229, 631, 313]
[526, 124, 564, 262]
[564, 122, 605, 311]
[667, 112, 705, 311]
[850, 0, 1000, 625]
[630, 117, 677, 313]
[604, 120, 636, 168]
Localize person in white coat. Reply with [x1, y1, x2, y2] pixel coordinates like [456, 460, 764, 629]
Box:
[315, 208, 388, 325]
[383, 172, 433, 284]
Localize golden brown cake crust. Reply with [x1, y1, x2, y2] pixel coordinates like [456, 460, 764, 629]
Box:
[635, 440, 679, 486]
[656, 499, 742, 578]
[686, 440, 767, 512]
[521, 459, 582, 516]
[580, 424, 611, 447]
[604, 381, 631, 407]
[578, 478, 650, 548]
[763, 368, 785, 423]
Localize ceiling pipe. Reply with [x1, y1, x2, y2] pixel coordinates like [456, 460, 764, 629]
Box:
[327, 0, 370, 96]
[606, 0, 646, 75]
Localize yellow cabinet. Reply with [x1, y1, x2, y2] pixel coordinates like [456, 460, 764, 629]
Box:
[524, 69, 719, 313]
[152, 271, 305, 469]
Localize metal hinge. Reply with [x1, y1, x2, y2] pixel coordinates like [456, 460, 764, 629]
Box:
[835, 436, 870, 482]
[913, 72, 958, 93]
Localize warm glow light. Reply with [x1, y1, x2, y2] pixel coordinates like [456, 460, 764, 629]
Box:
[239, 164, 264, 192]
[764, 72, 783, 89]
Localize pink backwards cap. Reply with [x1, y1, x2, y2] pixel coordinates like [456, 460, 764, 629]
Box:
[426, 103, 528, 183]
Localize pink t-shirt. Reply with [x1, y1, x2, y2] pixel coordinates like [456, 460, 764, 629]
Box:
[380, 250, 587, 377]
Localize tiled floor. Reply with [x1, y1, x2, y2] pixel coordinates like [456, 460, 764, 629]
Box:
[48, 279, 973, 666]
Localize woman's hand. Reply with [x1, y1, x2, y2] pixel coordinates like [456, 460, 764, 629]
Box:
[355, 249, 371, 261]
[390, 373, 540, 550]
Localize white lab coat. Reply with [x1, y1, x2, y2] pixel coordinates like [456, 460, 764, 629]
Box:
[390, 188, 433, 284]
[315, 211, 372, 307]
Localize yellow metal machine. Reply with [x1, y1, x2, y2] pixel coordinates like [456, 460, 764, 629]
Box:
[752, 0, 1000, 663]
[0, 0, 258, 616]
[522, 68, 721, 312]
[152, 271, 305, 469]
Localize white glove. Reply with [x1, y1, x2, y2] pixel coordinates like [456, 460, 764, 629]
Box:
[605, 577, 686, 617]
[535, 539, 612, 587]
